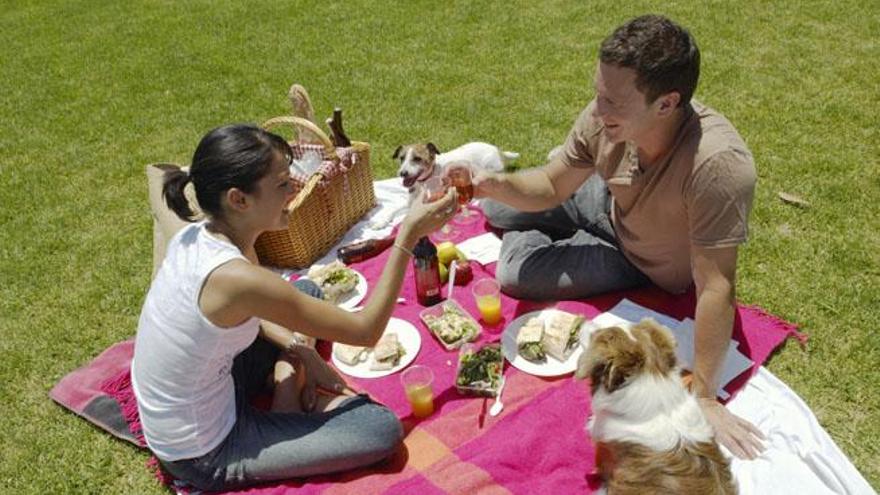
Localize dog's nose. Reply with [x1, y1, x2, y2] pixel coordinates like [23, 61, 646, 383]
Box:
[399, 170, 407, 177]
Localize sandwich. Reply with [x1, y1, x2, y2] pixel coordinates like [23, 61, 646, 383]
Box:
[369, 332, 406, 371]
[307, 260, 359, 303]
[333, 343, 368, 366]
[543, 311, 585, 361]
[516, 317, 546, 362]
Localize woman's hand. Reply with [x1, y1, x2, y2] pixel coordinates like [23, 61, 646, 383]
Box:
[288, 346, 352, 412]
[698, 397, 765, 459]
[400, 186, 458, 241]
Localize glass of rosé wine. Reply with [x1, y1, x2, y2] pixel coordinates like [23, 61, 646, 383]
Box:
[447, 163, 478, 225]
[422, 177, 459, 241]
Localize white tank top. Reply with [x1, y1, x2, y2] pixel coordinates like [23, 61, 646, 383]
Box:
[131, 222, 260, 461]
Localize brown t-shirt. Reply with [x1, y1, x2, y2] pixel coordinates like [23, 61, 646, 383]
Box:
[558, 100, 757, 293]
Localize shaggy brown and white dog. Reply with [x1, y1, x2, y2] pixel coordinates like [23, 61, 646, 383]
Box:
[575, 319, 736, 495]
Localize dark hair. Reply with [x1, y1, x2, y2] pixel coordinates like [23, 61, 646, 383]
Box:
[163, 124, 291, 221]
[599, 15, 700, 107]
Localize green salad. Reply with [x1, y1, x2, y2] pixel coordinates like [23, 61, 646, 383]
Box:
[456, 344, 503, 393]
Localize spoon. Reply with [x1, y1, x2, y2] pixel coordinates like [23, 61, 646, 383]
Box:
[489, 377, 506, 416]
[447, 260, 457, 300]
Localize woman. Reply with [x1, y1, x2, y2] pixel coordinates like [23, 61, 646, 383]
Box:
[131, 124, 457, 490]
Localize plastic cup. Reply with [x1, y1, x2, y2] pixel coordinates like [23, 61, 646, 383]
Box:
[400, 365, 435, 418]
[472, 278, 502, 325]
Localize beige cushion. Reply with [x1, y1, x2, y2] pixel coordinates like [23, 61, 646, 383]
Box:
[146, 163, 204, 279]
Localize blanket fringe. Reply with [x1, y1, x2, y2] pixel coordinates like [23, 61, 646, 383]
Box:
[742, 303, 808, 347]
[99, 369, 181, 489]
[99, 368, 146, 446]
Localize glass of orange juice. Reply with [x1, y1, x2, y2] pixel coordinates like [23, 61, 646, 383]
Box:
[400, 365, 435, 418]
[472, 278, 502, 325]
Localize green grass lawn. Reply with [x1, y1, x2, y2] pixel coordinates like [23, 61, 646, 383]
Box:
[1, 0, 877, 492]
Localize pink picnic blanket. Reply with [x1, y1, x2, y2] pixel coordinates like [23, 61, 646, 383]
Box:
[50, 205, 804, 494]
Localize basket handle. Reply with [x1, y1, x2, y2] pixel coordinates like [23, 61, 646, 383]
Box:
[261, 116, 337, 156]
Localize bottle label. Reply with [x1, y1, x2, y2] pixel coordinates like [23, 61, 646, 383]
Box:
[414, 255, 442, 305]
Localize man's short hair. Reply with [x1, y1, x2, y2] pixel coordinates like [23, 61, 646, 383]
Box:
[599, 15, 700, 107]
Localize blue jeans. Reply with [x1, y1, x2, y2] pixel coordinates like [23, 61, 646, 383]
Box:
[483, 174, 650, 300]
[159, 280, 403, 491]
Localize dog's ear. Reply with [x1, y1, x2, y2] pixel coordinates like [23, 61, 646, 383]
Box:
[587, 327, 645, 393]
[631, 318, 677, 374]
[603, 356, 638, 393]
[392, 145, 403, 160]
[578, 327, 643, 394]
[575, 346, 607, 396]
[426, 142, 440, 156]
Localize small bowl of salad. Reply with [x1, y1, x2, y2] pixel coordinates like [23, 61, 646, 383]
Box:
[420, 299, 482, 351]
[455, 342, 504, 397]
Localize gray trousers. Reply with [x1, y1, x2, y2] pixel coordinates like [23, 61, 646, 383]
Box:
[159, 280, 403, 491]
[483, 174, 650, 300]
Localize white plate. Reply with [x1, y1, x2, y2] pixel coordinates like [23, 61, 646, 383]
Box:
[331, 318, 421, 378]
[298, 269, 368, 311]
[501, 309, 599, 377]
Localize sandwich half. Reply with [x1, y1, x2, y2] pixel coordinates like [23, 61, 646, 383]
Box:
[370, 332, 406, 371]
[543, 311, 585, 361]
[333, 343, 367, 366]
[307, 260, 359, 303]
[517, 317, 546, 362]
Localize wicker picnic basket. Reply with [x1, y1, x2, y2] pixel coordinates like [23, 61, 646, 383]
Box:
[254, 116, 375, 268]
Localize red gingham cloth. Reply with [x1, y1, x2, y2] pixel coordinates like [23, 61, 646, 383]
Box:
[289, 144, 360, 195]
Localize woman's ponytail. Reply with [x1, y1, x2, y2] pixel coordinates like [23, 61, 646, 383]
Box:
[162, 168, 197, 221]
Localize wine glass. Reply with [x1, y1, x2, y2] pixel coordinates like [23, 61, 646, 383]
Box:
[447, 162, 478, 225]
[422, 177, 459, 241]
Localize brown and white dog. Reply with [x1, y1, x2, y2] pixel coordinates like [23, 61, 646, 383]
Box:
[369, 142, 519, 228]
[576, 319, 736, 495]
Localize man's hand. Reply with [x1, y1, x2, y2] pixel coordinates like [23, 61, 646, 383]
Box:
[443, 162, 500, 199]
[287, 346, 351, 412]
[698, 397, 765, 459]
[470, 170, 503, 199]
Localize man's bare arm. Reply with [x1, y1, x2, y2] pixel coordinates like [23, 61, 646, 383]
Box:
[470, 158, 593, 211]
[692, 244, 765, 459]
[691, 245, 738, 399]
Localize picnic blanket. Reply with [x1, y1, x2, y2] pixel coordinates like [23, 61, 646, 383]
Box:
[49, 179, 874, 494]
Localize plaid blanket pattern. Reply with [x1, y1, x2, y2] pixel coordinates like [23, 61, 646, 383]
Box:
[50, 205, 803, 494]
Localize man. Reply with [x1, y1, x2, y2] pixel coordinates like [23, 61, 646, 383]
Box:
[458, 15, 764, 459]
